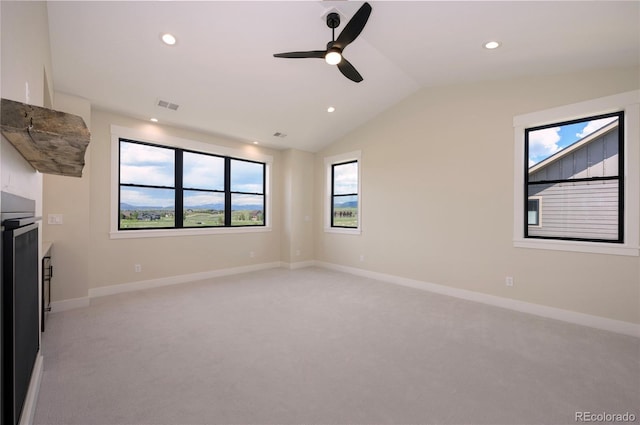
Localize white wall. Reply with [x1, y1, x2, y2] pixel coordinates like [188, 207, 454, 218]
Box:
[315, 66, 640, 325]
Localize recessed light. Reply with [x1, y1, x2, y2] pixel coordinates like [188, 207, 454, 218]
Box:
[253, 141, 259, 145]
[150, 118, 158, 122]
[161, 33, 177, 46]
[483, 41, 501, 50]
[327, 106, 336, 113]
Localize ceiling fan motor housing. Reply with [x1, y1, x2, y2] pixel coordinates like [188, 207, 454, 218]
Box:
[326, 12, 340, 29]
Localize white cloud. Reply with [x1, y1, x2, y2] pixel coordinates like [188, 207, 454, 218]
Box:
[184, 191, 224, 207]
[232, 194, 263, 207]
[231, 160, 264, 193]
[120, 187, 174, 208]
[576, 117, 618, 139]
[183, 152, 224, 189]
[334, 162, 358, 194]
[120, 142, 173, 165]
[528, 126, 561, 165]
[120, 142, 174, 186]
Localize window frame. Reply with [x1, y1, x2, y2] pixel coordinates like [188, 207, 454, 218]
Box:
[111, 125, 272, 239]
[524, 111, 624, 243]
[527, 196, 542, 227]
[325, 151, 362, 234]
[513, 90, 639, 256]
[331, 160, 359, 229]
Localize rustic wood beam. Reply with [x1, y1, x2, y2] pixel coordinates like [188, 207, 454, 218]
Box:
[1, 98, 90, 178]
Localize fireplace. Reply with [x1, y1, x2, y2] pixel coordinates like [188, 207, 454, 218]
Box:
[1, 192, 41, 425]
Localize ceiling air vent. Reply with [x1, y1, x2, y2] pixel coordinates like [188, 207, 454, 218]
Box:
[157, 99, 180, 111]
[273, 132, 287, 138]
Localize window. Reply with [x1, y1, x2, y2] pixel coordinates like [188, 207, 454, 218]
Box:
[528, 197, 541, 226]
[331, 161, 359, 228]
[513, 90, 639, 256]
[118, 138, 266, 231]
[325, 151, 361, 234]
[525, 112, 623, 242]
[119, 141, 176, 229]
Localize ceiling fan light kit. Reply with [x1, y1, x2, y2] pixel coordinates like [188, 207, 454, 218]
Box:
[325, 48, 342, 65]
[274, 2, 372, 83]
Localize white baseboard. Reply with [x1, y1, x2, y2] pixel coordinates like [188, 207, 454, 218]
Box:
[88, 261, 283, 298]
[48, 259, 639, 338]
[50, 296, 90, 312]
[282, 260, 315, 270]
[19, 353, 43, 425]
[315, 261, 640, 338]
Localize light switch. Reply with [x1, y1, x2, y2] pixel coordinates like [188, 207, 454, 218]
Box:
[48, 214, 63, 225]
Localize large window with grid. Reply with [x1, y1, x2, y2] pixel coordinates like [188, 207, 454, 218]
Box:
[119, 139, 265, 230]
[524, 112, 623, 243]
[513, 90, 639, 256]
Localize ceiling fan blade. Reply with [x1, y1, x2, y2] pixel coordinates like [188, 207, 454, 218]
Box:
[273, 50, 325, 59]
[337, 58, 363, 83]
[334, 2, 372, 50]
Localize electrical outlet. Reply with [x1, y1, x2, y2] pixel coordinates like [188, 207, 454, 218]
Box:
[359, 254, 365, 262]
[249, 251, 255, 258]
[505, 276, 514, 287]
[134, 264, 142, 273]
[48, 214, 63, 225]
[295, 249, 301, 256]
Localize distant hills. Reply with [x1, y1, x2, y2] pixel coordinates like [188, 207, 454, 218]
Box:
[120, 203, 263, 211]
[122, 200, 355, 210]
[335, 200, 357, 208]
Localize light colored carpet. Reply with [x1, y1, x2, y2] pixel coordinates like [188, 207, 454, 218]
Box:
[34, 267, 639, 424]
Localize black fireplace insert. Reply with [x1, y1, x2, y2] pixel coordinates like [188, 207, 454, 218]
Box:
[1, 192, 41, 425]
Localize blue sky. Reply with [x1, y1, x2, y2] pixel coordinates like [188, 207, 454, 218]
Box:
[528, 116, 617, 167]
[120, 142, 264, 207]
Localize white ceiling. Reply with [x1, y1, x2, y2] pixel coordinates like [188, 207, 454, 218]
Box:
[47, 1, 640, 152]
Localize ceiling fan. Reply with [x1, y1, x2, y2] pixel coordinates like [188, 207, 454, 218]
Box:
[273, 2, 372, 83]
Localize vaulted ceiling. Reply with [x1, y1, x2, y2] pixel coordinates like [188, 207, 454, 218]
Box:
[46, 1, 640, 152]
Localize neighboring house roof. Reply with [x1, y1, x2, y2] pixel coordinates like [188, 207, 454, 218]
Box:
[529, 120, 618, 174]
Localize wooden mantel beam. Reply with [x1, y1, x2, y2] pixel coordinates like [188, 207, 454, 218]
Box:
[1, 98, 90, 178]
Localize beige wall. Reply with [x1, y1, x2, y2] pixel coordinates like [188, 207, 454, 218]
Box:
[281, 149, 315, 265]
[315, 66, 640, 324]
[1, 0, 51, 205]
[7, 2, 637, 330]
[43, 93, 92, 302]
[87, 110, 284, 291]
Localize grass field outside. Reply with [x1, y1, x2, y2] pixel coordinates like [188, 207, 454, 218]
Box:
[120, 209, 264, 229]
[333, 207, 358, 227]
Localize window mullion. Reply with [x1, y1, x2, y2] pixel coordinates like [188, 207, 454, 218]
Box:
[331, 164, 336, 227]
[175, 149, 184, 228]
[618, 113, 625, 242]
[224, 157, 231, 227]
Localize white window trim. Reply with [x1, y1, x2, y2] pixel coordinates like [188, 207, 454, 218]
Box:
[110, 125, 273, 239]
[324, 150, 362, 235]
[513, 90, 640, 256]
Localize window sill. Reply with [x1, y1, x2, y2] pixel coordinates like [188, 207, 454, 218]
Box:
[110, 226, 272, 239]
[513, 238, 639, 257]
[324, 227, 361, 235]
